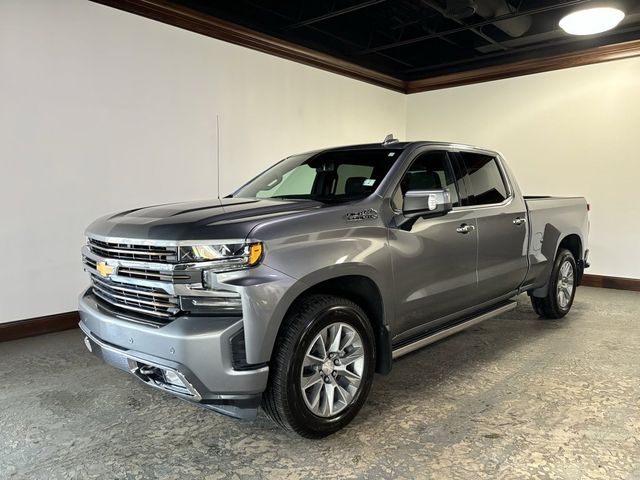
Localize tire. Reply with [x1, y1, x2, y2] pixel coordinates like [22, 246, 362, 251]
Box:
[531, 248, 577, 319]
[262, 294, 376, 438]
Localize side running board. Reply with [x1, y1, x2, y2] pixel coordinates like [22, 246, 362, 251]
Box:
[392, 300, 518, 359]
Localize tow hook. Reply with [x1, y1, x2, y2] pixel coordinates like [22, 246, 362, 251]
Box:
[138, 365, 159, 376]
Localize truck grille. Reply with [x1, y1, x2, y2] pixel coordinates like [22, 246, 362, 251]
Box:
[83, 237, 182, 320]
[90, 274, 180, 319]
[83, 257, 189, 283]
[83, 236, 240, 322]
[88, 237, 177, 263]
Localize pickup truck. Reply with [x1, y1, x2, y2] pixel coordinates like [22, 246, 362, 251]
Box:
[79, 138, 589, 438]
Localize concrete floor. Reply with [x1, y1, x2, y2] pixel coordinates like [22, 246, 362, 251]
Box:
[0, 286, 638, 479]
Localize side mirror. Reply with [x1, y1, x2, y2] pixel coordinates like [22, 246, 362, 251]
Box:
[403, 189, 452, 218]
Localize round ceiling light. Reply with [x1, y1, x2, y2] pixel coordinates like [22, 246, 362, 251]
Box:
[559, 7, 625, 35]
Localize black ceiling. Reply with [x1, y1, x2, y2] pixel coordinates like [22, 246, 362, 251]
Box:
[171, 0, 640, 80]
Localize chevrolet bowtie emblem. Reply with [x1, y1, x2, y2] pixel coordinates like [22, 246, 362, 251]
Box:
[96, 261, 115, 278]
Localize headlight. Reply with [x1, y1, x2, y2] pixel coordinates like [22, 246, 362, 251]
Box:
[178, 242, 263, 272]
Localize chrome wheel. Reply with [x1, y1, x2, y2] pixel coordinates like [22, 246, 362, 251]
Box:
[556, 260, 575, 309]
[300, 322, 365, 417]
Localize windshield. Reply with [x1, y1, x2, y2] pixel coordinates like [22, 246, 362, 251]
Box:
[233, 149, 402, 203]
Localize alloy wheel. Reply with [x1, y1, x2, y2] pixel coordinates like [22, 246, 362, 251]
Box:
[300, 322, 365, 417]
[556, 260, 575, 309]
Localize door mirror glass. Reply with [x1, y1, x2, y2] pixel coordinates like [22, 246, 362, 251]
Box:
[403, 189, 453, 218]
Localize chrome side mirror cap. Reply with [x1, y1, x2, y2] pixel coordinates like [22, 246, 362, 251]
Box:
[403, 189, 453, 218]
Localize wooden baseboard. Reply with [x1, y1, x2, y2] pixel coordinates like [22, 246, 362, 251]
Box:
[0, 311, 79, 343]
[1, 275, 637, 342]
[581, 274, 640, 292]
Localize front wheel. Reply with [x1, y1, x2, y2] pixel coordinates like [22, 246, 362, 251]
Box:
[531, 248, 577, 319]
[262, 295, 375, 438]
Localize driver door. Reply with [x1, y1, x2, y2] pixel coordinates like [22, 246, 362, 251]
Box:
[388, 149, 478, 342]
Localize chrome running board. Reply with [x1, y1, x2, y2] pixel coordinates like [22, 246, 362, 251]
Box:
[392, 301, 517, 359]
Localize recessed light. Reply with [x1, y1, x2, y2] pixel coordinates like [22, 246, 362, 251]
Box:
[559, 7, 625, 35]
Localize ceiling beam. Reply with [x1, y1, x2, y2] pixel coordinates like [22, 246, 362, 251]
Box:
[245, 0, 413, 67]
[404, 24, 640, 75]
[286, 0, 386, 30]
[358, 0, 590, 55]
[419, 0, 507, 51]
[405, 38, 640, 93]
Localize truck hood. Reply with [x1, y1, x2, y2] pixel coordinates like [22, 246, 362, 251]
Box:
[86, 197, 321, 241]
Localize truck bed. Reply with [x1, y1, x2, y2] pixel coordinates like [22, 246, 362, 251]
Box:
[521, 195, 589, 291]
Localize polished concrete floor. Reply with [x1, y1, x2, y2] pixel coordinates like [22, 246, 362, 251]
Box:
[1, 287, 638, 479]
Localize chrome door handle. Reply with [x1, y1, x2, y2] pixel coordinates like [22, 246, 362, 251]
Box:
[513, 217, 527, 226]
[456, 223, 476, 234]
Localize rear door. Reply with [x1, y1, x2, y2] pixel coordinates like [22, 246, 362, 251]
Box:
[455, 151, 528, 301]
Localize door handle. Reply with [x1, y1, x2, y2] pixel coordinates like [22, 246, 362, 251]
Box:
[456, 223, 476, 234]
[513, 217, 527, 226]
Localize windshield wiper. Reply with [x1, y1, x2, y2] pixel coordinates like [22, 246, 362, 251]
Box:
[268, 196, 319, 202]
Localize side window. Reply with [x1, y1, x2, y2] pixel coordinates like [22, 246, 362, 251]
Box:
[394, 151, 460, 209]
[459, 153, 509, 205]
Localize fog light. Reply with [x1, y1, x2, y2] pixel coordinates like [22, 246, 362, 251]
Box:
[181, 290, 243, 315]
[163, 369, 186, 387]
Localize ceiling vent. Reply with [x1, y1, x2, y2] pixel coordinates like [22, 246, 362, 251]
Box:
[475, 0, 532, 37]
[445, 0, 477, 19]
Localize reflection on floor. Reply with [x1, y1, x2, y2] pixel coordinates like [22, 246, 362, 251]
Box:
[1, 287, 638, 479]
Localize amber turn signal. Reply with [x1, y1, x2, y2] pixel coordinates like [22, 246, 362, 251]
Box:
[248, 243, 263, 266]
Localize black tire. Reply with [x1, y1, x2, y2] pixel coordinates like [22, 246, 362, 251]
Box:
[262, 294, 375, 438]
[531, 248, 577, 319]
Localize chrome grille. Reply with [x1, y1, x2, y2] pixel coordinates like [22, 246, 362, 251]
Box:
[88, 237, 177, 263]
[82, 247, 182, 320]
[90, 274, 179, 319]
[83, 257, 189, 283]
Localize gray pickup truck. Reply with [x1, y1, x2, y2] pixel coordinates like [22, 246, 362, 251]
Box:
[79, 138, 589, 437]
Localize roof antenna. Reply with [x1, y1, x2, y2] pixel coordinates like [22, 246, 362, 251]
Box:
[382, 133, 399, 145]
[216, 114, 221, 199]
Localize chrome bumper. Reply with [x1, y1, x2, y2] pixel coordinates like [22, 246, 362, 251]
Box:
[79, 290, 269, 414]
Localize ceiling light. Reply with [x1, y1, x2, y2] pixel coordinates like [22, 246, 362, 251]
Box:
[559, 7, 625, 35]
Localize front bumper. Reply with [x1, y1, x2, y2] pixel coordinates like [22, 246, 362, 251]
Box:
[79, 290, 269, 418]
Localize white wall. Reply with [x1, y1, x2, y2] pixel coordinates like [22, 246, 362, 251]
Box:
[0, 0, 406, 323]
[2, 0, 637, 324]
[407, 58, 640, 279]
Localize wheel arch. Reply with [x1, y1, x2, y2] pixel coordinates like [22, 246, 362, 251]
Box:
[271, 270, 393, 375]
[531, 231, 584, 297]
[558, 233, 582, 261]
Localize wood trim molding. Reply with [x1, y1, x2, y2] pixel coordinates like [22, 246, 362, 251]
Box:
[91, 1, 640, 95]
[582, 274, 640, 292]
[405, 39, 640, 93]
[0, 311, 79, 343]
[90, 0, 405, 92]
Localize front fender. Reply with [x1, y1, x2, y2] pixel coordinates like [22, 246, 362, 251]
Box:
[243, 262, 393, 365]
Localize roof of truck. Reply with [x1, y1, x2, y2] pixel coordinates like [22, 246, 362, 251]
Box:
[298, 140, 497, 156]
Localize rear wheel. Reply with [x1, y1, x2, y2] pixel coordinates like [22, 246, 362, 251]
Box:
[262, 295, 375, 438]
[531, 248, 577, 319]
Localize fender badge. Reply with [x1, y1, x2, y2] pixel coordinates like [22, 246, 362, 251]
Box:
[345, 208, 378, 222]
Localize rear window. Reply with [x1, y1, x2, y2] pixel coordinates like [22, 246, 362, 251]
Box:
[459, 153, 509, 205]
